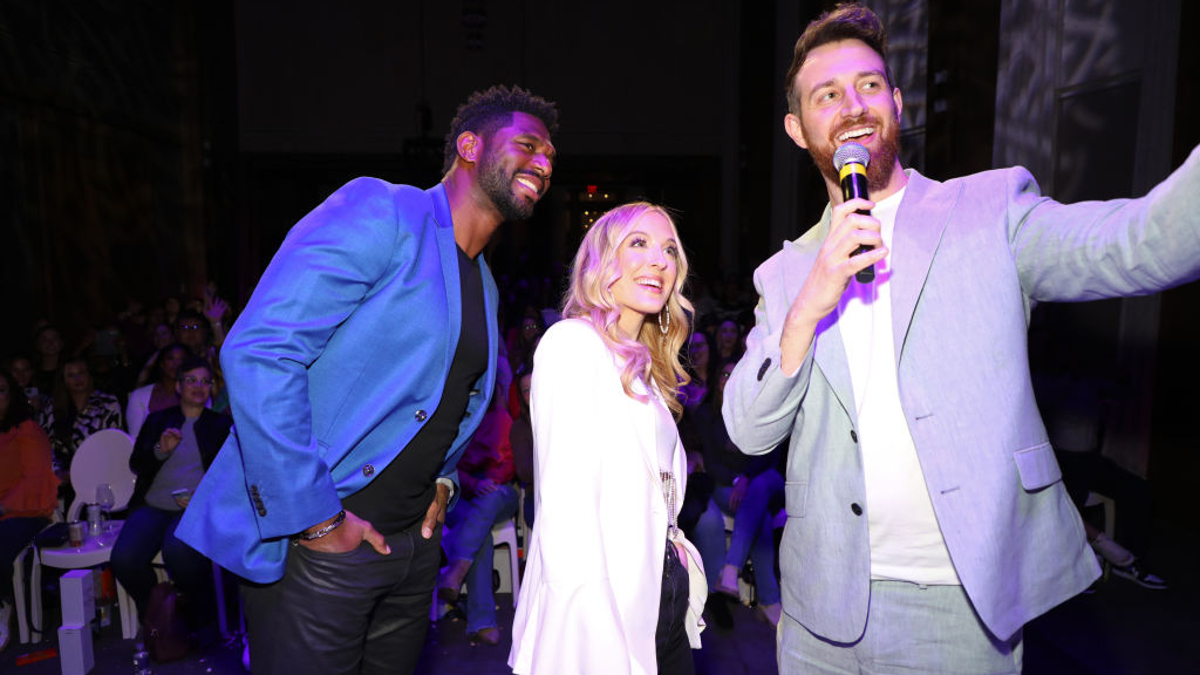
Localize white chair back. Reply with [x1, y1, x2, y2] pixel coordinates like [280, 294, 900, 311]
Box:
[66, 428, 136, 521]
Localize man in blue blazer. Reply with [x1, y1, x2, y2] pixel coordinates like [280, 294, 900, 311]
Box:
[722, 6, 1200, 673]
[177, 85, 558, 675]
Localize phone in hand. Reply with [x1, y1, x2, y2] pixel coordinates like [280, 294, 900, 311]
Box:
[171, 488, 193, 509]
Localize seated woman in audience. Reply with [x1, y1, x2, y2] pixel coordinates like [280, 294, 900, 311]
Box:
[509, 367, 535, 528]
[510, 202, 705, 675]
[679, 331, 716, 413]
[126, 343, 189, 440]
[31, 325, 66, 395]
[5, 355, 50, 416]
[714, 319, 743, 364]
[39, 356, 124, 504]
[0, 370, 59, 653]
[436, 381, 519, 646]
[688, 358, 784, 627]
[111, 357, 232, 632]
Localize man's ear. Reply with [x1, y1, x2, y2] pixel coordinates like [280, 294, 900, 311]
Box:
[784, 113, 809, 150]
[457, 131, 481, 163]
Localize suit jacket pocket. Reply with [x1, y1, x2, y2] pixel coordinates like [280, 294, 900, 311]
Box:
[1013, 442, 1062, 491]
[785, 481, 808, 518]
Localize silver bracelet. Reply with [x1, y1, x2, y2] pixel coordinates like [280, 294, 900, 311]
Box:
[294, 510, 346, 543]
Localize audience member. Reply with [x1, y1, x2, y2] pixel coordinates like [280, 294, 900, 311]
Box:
[714, 319, 743, 363]
[509, 368, 535, 528]
[437, 382, 519, 646]
[1035, 364, 1166, 589]
[126, 343, 190, 441]
[689, 359, 783, 626]
[5, 355, 50, 416]
[40, 356, 124, 494]
[31, 325, 66, 394]
[172, 309, 229, 413]
[679, 331, 716, 412]
[0, 370, 60, 653]
[111, 357, 232, 633]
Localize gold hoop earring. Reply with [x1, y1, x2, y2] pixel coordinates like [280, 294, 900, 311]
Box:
[658, 308, 671, 335]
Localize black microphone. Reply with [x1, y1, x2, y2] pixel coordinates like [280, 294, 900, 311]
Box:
[833, 142, 874, 283]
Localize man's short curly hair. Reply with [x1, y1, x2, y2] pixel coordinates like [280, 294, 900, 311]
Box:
[441, 85, 559, 174]
[784, 3, 892, 115]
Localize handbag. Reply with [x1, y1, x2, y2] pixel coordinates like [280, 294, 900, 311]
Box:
[143, 581, 190, 662]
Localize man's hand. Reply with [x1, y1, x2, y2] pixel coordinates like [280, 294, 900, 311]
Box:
[780, 198, 888, 374]
[298, 509, 390, 555]
[421, 481, 451, 539]
[475, 478, 499, 495]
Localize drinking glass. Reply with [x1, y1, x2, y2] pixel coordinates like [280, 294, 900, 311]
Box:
[95, 483, 116, 543]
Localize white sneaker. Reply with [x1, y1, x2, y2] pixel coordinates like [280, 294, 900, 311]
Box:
[0, 599, 12, 653]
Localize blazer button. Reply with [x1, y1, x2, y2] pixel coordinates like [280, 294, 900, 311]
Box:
[850, 430, 858, 443]
[850, 503, 863, 516]
[415, 409, 428, 422]
[257, 507, 267, 516]
[363, 464, 375, 477]
[757, 358, 772, 381]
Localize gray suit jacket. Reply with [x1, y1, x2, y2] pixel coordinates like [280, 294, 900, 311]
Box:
[723, 147, 1200, 642]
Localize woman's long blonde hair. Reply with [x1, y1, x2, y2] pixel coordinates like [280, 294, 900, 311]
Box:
[561, 202, 694, 418]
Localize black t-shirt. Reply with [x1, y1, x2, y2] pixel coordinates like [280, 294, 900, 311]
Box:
[342, 247, 488, 534]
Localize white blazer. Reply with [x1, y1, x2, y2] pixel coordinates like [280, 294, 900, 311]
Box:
[509, 319, 706, 675]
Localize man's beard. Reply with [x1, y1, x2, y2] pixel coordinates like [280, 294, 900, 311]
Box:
[479, 148, 537, 221]
[807, 115, 902, 196]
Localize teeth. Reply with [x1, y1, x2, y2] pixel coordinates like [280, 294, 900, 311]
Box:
[838, 127, 874, 141]
[638, 278, 662, 289]
[515, 176, 539, 193]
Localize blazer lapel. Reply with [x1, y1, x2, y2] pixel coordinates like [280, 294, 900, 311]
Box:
[784, 213, 856, 424]
[890, 170, 957, 365]
[429, 185, 463, 371]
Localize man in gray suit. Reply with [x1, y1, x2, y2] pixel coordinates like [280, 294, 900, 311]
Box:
[722, 4, 1200, 673]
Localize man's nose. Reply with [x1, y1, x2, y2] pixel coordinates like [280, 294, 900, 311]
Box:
[841, 87, 866, 117]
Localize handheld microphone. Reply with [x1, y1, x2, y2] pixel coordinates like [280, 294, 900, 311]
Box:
[833, 142, 874, 283]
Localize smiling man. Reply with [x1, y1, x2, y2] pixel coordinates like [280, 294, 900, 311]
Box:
[721, 4, 1200, 674]
[177, 85, 557, 675]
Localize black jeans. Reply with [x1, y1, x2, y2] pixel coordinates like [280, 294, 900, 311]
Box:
[241, 520, 442, 675]
[655, 540, 695, 675]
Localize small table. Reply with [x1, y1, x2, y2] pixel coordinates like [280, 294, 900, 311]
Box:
[40, 521, 139, 640]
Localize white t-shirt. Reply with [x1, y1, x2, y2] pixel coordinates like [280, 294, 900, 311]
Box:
[836, 187, 961, 585]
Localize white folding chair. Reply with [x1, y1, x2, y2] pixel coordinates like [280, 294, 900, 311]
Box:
[12, 540, 44, 643]
[491, 518, 520, 606]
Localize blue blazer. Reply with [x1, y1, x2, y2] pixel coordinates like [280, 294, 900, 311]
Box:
[177, 179, 498, 582]
[724, 147, 1200, 642]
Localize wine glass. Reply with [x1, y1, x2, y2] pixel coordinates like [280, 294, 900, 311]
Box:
[95, 483, 116, 544]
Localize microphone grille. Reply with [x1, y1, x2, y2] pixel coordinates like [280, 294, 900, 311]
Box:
[833, 142, 870, 171]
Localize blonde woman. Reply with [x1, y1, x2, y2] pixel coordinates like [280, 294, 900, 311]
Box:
[509, 203, 706, 675]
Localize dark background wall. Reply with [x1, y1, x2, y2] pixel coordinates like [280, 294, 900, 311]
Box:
[1, 0, 1197, 526]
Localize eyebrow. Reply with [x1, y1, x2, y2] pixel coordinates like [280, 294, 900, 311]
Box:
[626, 230, 678, 245]
[808, 69, 888, 97]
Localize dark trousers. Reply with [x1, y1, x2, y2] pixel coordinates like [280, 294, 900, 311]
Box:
[1057, 450, 1154, 558]
[109, 505, 214, 624]
[242, 520, 442, 675]
[656, 540, 695, 675]
[1, 517, 48, 603]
